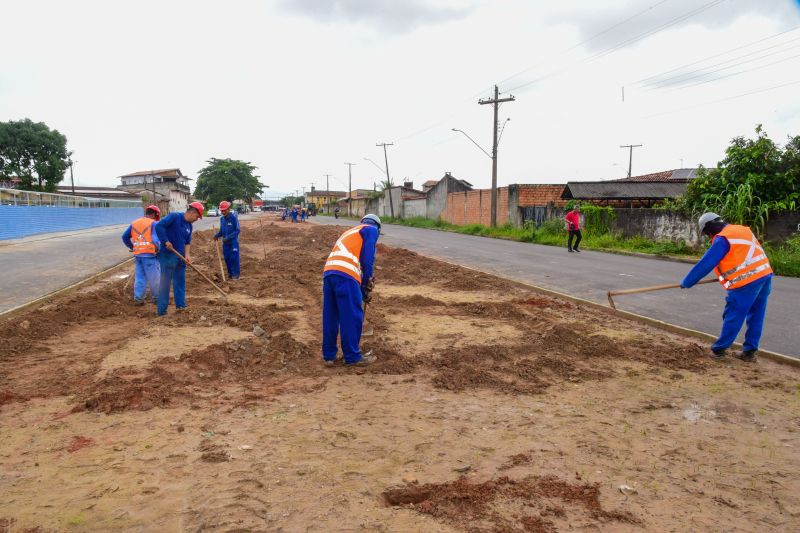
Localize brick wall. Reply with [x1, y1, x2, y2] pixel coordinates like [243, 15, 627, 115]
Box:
[442, 187, 512, 226]
[516, 185, 567, 207]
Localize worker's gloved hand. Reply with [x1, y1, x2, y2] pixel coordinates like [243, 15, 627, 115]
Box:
[165, 242, 174, 251]
[365, 277, 375, 292]
[214, 235, 220, 241]
[362, 289, 372, 304]
[128, 248, 134, 253]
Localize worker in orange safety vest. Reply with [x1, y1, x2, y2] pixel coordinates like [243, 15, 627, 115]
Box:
[122, 205, 161, 305]
[680, 212, 773, 362]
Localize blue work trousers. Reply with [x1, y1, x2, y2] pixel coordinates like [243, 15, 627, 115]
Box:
[133, 255, 160, 301]
[223, 240, 240, 279]
[322, 274, 364, 364]
[713, 276, 772, 353]
[157, 253, 187, 316]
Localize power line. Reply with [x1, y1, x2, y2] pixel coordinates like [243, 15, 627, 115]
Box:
[643, 37, 800, 90]
[666, 51, 800, 92]
[498, 0, 671, 87]
[635, 24, 800, 85]
[642, 79, 800, 118]
[503, 0, 729, 93]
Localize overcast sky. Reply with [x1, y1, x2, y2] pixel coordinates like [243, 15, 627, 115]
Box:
[2, 0, 800, 197]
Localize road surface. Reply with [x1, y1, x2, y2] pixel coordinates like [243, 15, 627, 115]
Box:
[0, 214, 257, 314]
[313, 216, 799, 358]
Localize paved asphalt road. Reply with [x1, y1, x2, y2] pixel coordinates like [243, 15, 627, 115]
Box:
[0, 214, 258, 314]
[313, 216, 799, 358]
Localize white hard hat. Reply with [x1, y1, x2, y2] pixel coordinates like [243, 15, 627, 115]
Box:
[698, 212, 721, 232]
[361, 214, 382, 229]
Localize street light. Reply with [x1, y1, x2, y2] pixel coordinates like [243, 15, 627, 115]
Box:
[451, 128, 491, 159]
[363, 157, 386, 174]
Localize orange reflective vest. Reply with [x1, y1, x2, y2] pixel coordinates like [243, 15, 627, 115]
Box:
[130, 217, 157, 256]
[323, 225, 365, 283]
[713, 224, 773, 290]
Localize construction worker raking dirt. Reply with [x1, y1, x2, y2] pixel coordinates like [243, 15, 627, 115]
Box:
[155, 202, 204, 316]
[680, 212, 773, 362]
[322, 214, 381, 366]
[214, 201, 241, 280]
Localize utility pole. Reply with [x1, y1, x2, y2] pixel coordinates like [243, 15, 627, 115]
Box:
[324, 174, 331, 214]
[344, 162, 356, 217]
[479, 85, 515, 227]
[68, 159, 75, 195]
[376, 143, 394, 218]
[620, 144, 643, 178]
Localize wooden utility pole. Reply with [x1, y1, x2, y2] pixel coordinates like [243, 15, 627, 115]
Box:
[479, 85, 515, 227]
[376, 143, 394, 218]
[620, 144, 643, 178]
[325, 174, 331, 214]
[68, 159, 75, 195]
[344, 162, 356, 217]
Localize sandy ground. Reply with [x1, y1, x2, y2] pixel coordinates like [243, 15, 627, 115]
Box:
[1, 218, 799, 532]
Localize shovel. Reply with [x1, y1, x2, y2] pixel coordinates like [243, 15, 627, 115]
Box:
[362, 302, 374, 336]
[607, 278, 716, 310]
[169, 247, 228, 299]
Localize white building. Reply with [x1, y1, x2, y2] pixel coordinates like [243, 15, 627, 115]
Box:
[117, 168, 191, 213]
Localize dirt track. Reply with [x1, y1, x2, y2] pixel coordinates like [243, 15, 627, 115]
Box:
[1, 217, 799, 532]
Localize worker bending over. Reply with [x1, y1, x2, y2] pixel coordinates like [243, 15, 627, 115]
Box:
[322, 214, 381, 366]
[155, 202, 204, 316]
[214, 201, 241, 280]
[122, 205, 161, 305]
[681, 212, 773, 362]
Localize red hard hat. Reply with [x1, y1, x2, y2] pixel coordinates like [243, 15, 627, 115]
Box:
[145, 204, 161, 220]
[219, 201, 231, 210]
[189, 201, 204, 218]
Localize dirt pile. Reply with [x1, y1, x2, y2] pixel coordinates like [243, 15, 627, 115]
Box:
[383, 474, 639, 532]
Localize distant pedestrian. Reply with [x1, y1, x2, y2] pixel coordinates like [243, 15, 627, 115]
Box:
[565, 205, 582, 253]
[291, 208, 298, 223]
[301, 208, 307, 222]
[155, 202, 204, 316]
[122, 205, 161, 305]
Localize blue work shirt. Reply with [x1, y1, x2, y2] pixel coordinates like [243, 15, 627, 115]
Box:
[323, 222, 379, 290]
[155, 212, 193, 256]
[122, 219, 160, 258]
[681, 229, 774, 289]
[214, 213, 240, 243]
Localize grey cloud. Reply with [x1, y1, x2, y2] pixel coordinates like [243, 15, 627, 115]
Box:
[551, 0, 800, 52]
[276, 0, 474, 33]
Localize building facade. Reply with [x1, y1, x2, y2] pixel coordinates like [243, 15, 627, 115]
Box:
[117, 168, 191, 213]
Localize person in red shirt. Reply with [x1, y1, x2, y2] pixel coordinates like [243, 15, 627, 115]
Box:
[565, 205, 582, 252]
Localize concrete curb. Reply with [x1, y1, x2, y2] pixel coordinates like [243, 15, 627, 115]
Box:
[427, 256, 800, 369]
[0, 257, 134, 321]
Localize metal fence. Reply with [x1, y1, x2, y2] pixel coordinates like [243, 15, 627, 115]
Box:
[0, 188, 140, 208]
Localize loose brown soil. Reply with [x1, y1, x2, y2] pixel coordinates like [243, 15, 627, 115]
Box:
[1, 217, 799, 532]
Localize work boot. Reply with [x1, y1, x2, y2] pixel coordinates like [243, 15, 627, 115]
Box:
[574, 248, 581, 253]
[324, 360, 335, 368]
[737, 350, 757, 363]
[710, 348, 727, 360]
[346, 353, 377, 367]
[568, 249, 574, 253]
[133, 299, 145, 306]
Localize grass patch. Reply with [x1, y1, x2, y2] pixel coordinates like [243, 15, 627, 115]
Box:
[373, 216, 799, 277]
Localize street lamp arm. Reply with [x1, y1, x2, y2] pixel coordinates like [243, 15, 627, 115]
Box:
[363, 157, 386, 174]
[451, 128, 492, 159]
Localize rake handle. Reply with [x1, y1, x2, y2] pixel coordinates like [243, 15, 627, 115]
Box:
[169, 247, 228, 298]
[607, 278, 716, 310]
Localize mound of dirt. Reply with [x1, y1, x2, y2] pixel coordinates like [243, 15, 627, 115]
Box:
[383, 474, 639, 531]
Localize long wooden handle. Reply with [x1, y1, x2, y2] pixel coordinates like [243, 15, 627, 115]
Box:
[169, 248, 228, 298]
[212, 225, 227, 283]
[608, 278, 716, 297]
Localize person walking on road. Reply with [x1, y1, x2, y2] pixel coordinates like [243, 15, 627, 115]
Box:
[155, 202, 204, 316]
[681, 213, 773, 362]
[214, 201, 241, 280]
[322, 214, 381, 367]
[290, 207, 298, 223]
[565, 205, 582, 253]
[122, 205, 161, 305]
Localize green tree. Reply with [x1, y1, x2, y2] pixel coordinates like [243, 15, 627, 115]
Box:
[279, 195, 302, 207]
[681, 125, 799, 236]
[194, 158, 264, 206]
[0, 119, 70, 192]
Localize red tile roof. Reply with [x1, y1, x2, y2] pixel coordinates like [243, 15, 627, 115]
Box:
[120, 168, 183, 178]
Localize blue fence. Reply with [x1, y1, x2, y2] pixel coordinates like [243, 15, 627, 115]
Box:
[0, 205, 143, 240]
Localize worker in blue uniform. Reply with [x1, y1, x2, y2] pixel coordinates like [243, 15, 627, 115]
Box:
[214, 201, 241, 280]
[155, 202, 204, 316]
[322, 214, 381, 366]
[681, 212, 773, 362]
[121, 205, 161, 304]
[290, 207, 298, 223]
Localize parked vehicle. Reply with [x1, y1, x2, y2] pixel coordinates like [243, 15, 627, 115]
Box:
[207, 208, 220, 217]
